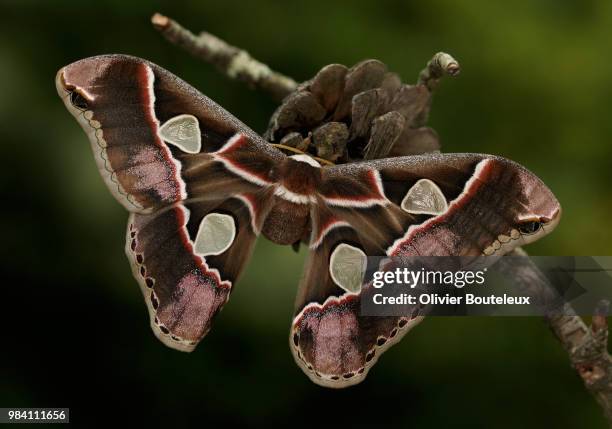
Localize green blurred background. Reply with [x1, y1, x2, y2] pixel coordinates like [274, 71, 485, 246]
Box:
[1, 0, 611, 427]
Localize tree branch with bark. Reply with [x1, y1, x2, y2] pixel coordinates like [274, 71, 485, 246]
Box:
[152, 13, 296, 102]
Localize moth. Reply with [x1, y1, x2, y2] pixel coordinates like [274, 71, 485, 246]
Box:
[56, 55, 561, 388]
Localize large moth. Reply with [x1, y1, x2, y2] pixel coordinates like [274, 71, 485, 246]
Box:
[56, 55, 561, 388]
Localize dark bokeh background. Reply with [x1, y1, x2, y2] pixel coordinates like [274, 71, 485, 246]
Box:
[1, 0, 611, 427]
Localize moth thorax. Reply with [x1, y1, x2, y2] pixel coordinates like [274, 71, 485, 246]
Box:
[279, 156, 321, 195]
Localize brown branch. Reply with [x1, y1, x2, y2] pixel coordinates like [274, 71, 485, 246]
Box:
[417, 52, 461, 91]
[151, 13, 297, 102]
[549, 300, 612, 424]
[498, 249, 612, 424]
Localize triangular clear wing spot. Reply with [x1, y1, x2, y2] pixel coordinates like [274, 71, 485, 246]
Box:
[401, 178, 448, 215]
[159, 114, 202, 154]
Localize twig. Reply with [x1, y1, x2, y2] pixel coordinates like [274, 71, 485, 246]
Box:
[417, 52, 461, 91]
[151, 13, 297, 102]
[549, 301, 612, 424]
[499, 249, 612, 424]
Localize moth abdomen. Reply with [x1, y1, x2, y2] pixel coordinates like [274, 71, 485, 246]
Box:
[261, 199, 310, 245]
